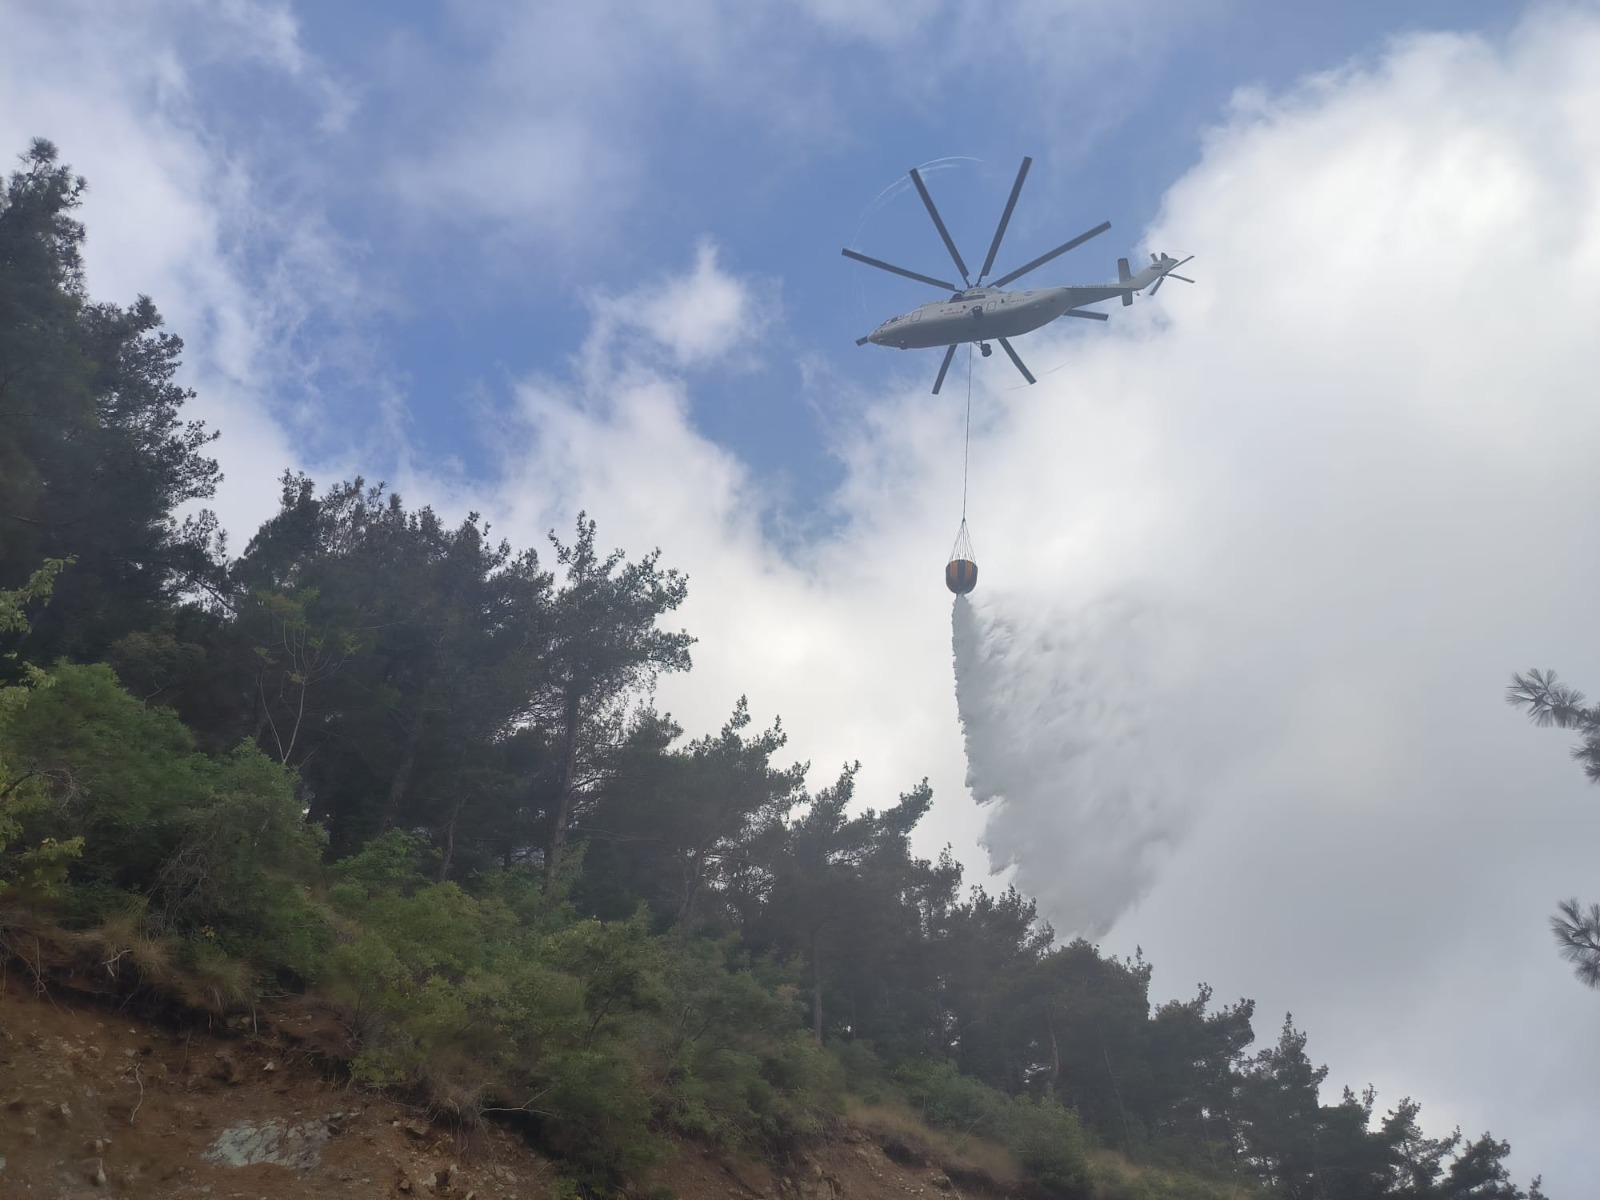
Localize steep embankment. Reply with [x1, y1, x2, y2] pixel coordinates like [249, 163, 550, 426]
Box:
[0, 979, 1018, 1200]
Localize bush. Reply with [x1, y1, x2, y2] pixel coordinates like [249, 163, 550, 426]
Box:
[1089, 1155, 1251, 1200]
[892, 1059, 1092, 1196]
[895, 1057, 1006, 1133]
[1001, 1095, 1090, 1195]
[1, 662, 209, 893]
[0, 662, 327, 993]
[830, 1038, 892, 1104]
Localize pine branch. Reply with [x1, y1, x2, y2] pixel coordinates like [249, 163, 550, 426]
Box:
[1506, 669, 1590, 728]
[1550, 898, 1600, 989]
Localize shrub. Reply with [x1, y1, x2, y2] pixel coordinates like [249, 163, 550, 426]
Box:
[895, 1057, 1006, 1133]
[891, 1059, 1092, 1196]
[830, 1038, 892, 1104]
[1001, 1095, 1090, 1195]
[0, 662, 327, 992]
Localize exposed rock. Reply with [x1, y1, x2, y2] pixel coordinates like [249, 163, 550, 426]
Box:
[929, 1176, 952, 1191]
[201, 1117, 334, 1170]
[208, 1050, 242, 1085]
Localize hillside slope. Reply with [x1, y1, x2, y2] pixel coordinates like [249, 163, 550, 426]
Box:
[0, 979, 1028, 1200]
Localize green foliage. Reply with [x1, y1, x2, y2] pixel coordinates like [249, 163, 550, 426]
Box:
[0, 559, 72, 640]
[829, 1038, 893, 1104]
[154, 743, 328, 976]
[651, 938, 839, 1144]
[896, 1057, 1006, 1132]
[1, 141, 222, 670]
[894, 1059, 1089, 1196]
[0, 660, 325, 986]
[1, 661, 213, 889]
[1089, 1159, 1251, 1200]
[0, 561, 83, 892]
[999, 1095, 1090, 1195]
[320, 859, 829, 1182]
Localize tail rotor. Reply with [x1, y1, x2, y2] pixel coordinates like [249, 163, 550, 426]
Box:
[1146, 252, 1195, 296]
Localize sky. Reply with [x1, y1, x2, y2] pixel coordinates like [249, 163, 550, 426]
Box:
[4, 0, 1598, 1191]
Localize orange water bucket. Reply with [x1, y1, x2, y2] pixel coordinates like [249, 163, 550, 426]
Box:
[945, 558, 978, 595]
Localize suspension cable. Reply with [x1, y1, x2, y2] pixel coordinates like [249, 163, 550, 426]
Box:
[961, 343, 974, 521]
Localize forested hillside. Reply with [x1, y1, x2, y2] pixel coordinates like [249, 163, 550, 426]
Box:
[0, 139, 1543, 1199]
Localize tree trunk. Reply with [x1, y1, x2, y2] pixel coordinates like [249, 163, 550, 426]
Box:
[545, 690, 583, 885]
[380, 717, 420, 832]
[810, 928, 824, 1045]
[1045, 1006, 1061, 1097]
[438, 794, 464, 882]
[1104, 1045, 1134, 1151]
[675, 850, 704, 943]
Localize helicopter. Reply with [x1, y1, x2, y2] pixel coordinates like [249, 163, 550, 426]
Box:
[844, 157, 1193, 393]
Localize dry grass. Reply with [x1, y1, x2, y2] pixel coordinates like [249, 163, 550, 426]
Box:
[87, 905, 179, 987]
[0, 903, 258, 1018]
[177, 945, 254, 1015]
[844, 1097, 1025, 1188]
[1085, 1146, 1261, 1200]
[842, 1096, 1260, 1200]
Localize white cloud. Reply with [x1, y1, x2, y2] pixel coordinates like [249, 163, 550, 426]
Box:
[0, 0, 375, 538]
[586, 240, 768, 368]
[957, 10, 1600, 1188]
[471, 9, 1600, 1192]
[634, 242, 761, 365]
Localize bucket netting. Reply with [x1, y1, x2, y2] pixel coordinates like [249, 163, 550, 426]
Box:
[946, 520, 978, 595]
[949, 519, 975, 564]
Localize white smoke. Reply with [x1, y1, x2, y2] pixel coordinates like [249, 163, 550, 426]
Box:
[952, 591, 1208, 938]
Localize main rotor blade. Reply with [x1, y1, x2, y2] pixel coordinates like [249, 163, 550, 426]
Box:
[1062, 308, 1109, 321]
[978, 157, 1031, 284]
[1169, 274, 1195, 283]
[910, 168, 972, 288]
[1148, 277, 1163, 296]
[931, 344, 959, 395]
[841, 248, 958, 293]
[989, 221, 1112, 288]
[996, 337, 1035, 385]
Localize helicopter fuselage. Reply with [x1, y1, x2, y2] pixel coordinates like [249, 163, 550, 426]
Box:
[866, 283, 1126, 350]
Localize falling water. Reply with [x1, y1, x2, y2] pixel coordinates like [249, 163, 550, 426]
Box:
[950, 591, 1196, 937]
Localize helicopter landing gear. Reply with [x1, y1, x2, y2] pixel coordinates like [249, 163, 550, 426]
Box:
[979, 342, 993, 358]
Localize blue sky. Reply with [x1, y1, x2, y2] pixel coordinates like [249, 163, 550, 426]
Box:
[92, 0, 1521, 500]
[6, 2, 1600, 1193]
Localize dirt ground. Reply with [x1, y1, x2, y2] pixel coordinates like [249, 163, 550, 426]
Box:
[0, 977, 1009, 1200]
[645, 1124, 1010, 1200]
[0, 973, 556, 1199]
